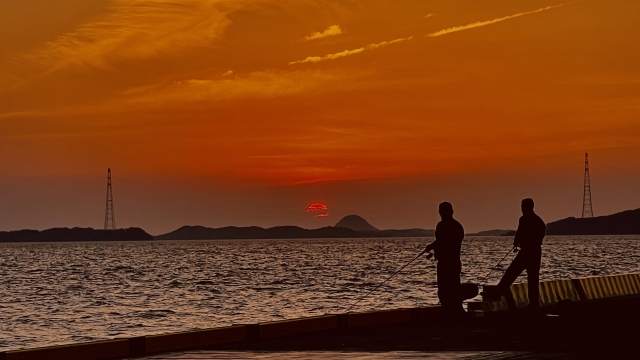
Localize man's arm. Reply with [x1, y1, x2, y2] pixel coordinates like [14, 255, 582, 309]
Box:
[426, 223, 440, 252]
[513, 217, 523, 248]
[425, 240, 437, 252]
[537, 218, 547, 244]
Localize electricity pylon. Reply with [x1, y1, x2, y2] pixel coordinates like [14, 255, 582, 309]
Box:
[582, 153, 594, 218]
[104, 168, 117, 230]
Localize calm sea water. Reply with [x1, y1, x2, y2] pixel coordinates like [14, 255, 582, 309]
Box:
[0, 236, 639, 351]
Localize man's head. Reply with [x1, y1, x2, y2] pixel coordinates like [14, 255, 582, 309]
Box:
[439, 201, 454, 219]
[521, 198, 535, 214]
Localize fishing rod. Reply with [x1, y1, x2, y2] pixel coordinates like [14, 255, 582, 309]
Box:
[477, 247, 517, 285]
[344, 249, 433, 313]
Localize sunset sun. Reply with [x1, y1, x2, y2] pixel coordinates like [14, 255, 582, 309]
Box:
[307, 202, 329, 218]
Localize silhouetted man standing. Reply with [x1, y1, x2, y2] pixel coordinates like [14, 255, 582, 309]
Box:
[425, 202, 465, 317]
[491, 198, 546, 309]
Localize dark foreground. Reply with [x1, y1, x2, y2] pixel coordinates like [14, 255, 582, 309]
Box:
[135, 295, 640, 360]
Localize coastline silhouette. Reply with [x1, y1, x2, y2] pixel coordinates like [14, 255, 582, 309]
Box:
[3, 208, 640, 243]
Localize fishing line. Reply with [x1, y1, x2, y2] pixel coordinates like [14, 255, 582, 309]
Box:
[462, 240, 510, 282]
[366, 246, 438, 307]
[343, 249, 430, 313]
[477, 247, 517, 285]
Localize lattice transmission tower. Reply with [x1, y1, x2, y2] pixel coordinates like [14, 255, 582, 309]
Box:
[104, 168, 117, 230]
[582, 153, 594, 218]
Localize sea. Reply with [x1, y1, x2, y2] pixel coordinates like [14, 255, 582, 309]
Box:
[0, 236, 639, 351]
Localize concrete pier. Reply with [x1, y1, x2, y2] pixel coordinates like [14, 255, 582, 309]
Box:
[134, 295, 640, 359]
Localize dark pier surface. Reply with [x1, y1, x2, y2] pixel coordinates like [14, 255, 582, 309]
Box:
[137, 295, 640, 360]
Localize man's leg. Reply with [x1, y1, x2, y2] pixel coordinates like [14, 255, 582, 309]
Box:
[437, 263, 461, 317]
[440, 285, 461, 317]
[494, 251, 527, 295]
[452, 263, 464, 315]
[439, 293, 453, 316]
[438, 283, 455, 316]
[436, 265, 449, 315]
[525, 248, 542, 308]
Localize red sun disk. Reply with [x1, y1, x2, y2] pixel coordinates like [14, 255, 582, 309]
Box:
[307, 202, 328, 212]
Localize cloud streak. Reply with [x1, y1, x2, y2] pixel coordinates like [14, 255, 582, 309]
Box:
[114, 68, 372, 110]
[0, 69, 369, 119]
[289, 36, 413, 65]
[304, 25, 342, 41]
[427, 2, 571, 37]
[18, 0, 273, 70]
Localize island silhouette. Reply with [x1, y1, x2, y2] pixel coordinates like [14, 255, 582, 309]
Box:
[335, 215, 379, 232]
[0, 227, 153, 243]
[465, 229, 515, 236]
[2, 209, 640, 242]
[154, 215, 435, 240]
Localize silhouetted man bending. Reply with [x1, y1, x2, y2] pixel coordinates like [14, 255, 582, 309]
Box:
[425, 202, 465, 317]
[492, 198, 546, 308]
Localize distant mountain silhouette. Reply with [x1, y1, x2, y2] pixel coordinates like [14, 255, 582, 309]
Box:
[155, 225, 361, 240]
[546, 208, 640, 235]
[467, 229, 515, 236]
[376, 228, 435, 237]
[155, 214, 436, 241]
[6, 207, 639, 242]
[155, 223, 435, 240]
[0, 227, 153, 243]
[335, 215, 378, 232]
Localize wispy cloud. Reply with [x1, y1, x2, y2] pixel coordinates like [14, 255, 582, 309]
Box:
[427, 3, 571, 37]
[0, 111, 41, 120]
[18, 0, 262, 70]
[424, 14, 434, 19]
[112, 68, 374, 111]
[304, 25, 343, 41]
[289, 36, 413, 65]
[0, 69, 368, 119]
[124, 70, 344, 103]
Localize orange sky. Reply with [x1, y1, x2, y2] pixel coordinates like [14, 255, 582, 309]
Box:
[1, 0, 639, 233]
